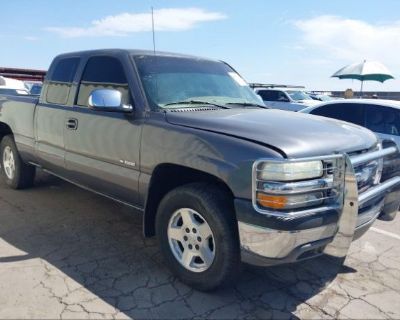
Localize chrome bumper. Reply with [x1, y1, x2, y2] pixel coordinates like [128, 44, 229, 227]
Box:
[238, 221, 337, 266]
[239, 147, 400, 266]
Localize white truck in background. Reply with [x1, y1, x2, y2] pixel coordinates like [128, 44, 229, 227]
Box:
[251, 83, 320, 111]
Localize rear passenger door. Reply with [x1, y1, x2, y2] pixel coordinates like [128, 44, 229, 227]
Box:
[35, 57, 80, 173]
[64, 55, 142, 205]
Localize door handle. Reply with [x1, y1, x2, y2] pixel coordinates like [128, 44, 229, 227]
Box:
[66, 118, 78, 130]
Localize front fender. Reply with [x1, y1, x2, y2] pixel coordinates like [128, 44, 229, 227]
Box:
[140, 118, 283, 200]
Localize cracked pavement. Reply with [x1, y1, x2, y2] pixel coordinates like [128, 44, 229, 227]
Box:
[0, 171, 399, 319]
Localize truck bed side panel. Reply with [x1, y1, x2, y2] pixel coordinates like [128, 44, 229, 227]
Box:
[0, 95, 38, 162]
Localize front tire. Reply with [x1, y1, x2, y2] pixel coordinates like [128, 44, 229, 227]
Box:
[156, 183, 241, 291]
[0, 135, 35, 189]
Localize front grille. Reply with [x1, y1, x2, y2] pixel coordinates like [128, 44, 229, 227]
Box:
[354, 160, 381, 193]
[350, 146, 385, 210]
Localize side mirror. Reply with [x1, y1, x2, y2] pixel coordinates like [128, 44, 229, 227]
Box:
[88, 89, 133, 113]
[278, 97, 289, 102]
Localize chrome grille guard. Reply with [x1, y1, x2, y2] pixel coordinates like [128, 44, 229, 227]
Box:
[324, 146, 400, 259]
[251, 145, 400, 260]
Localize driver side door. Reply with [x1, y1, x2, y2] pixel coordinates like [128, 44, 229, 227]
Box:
[64, 55, 142, 205]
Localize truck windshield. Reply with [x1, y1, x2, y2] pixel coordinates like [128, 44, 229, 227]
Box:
[287, 90, 313, 101]
[133, 55, 263, 109]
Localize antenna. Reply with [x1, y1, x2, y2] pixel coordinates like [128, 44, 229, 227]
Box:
[151, 7, 156, 55]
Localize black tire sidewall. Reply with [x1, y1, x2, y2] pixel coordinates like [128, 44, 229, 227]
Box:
[156, 184, 240, 291]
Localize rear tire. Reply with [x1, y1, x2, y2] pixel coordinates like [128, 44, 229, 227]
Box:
[0, 135, 35, 189]
[156, 183, 241, 291]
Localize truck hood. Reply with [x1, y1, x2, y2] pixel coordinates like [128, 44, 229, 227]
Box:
[165, 108, 377, 158]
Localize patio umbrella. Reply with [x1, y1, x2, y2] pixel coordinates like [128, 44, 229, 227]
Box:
[332, 60, 394, 96]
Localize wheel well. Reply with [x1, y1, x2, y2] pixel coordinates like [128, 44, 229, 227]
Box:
[143, 164, 234, 237]
[0, 122, 12, 142]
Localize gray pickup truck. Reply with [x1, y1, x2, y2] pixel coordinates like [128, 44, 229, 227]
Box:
[1, 49, 399, 291]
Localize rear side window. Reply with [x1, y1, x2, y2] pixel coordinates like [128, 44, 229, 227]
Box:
[49, 58, 80, 83]
[44, 57, 80, 105]
[311, 103, 364, 126]
[77, 56, 131, 107]
[365, 105, 400, 136]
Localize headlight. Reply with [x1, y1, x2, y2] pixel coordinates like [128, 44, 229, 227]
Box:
[258, 161, 323, 181]
[253, 157, 344, 215]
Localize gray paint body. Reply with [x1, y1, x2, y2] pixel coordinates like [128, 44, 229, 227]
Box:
[0, 49, 378, 232]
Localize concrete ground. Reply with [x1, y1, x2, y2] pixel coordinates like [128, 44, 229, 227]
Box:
[0, 171, 399, 319]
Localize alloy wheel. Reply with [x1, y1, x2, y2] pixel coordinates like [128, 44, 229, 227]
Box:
[167, 208, 215, 272]
[3, 146, 15, 180]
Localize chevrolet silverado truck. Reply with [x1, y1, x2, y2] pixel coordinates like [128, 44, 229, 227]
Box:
[1, 49, 399, 291]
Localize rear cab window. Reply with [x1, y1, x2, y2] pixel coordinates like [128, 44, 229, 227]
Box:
[44, 57, 80, 105]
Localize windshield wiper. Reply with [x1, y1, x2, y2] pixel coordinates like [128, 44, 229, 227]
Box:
[163, 100, 231, 109]
[225, 102, 268, 108]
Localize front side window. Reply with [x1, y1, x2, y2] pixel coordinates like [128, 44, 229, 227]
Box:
[77, 56, 131, 107]
[365, 105, 400, 136]
[133, 55, 262, 109]
[311, 103, 364, 126]
[277, 91, 289, 102]
[258, 90, 279, 101]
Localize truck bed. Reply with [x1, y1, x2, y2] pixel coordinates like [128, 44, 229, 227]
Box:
[0, 94, 39, 161]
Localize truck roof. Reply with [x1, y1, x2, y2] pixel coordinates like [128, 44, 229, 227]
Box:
[54, 48, 219, 63]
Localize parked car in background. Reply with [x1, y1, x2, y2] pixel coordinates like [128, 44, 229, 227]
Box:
[1, 50, 400, 291]
[250, 84, 320, 111]
[301, 99, 400, 220]
[301, 99, 400, 149]
[0, 88, 29, 96]
[29, 83, 42, 95]
[24, 81, 43, 94]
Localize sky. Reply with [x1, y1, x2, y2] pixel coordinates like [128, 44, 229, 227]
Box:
[1, 0, 400, 91]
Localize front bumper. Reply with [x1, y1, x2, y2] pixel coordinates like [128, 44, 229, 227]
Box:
[238, 148, 400, 267]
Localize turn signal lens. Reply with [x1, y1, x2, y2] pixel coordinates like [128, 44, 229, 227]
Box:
[257, 191, 324, 210]
[256, 193, 287, 209]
